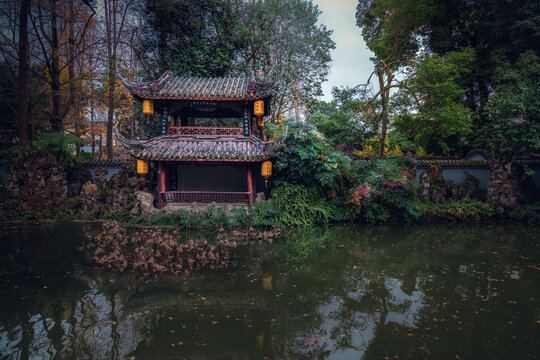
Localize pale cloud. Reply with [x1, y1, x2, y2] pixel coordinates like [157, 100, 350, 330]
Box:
[312, 0, 374, 101]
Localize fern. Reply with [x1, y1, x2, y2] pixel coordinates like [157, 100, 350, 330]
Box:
[272, 184, 333, 226]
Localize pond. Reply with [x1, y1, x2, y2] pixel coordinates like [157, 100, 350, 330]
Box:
[0, 222, 539, 359]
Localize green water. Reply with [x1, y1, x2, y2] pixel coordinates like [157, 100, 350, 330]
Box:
[0, 223, 539, 359]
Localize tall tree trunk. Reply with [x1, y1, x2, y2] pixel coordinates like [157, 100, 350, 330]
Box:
[377, 67, 387, 159]
[68, 0, 80, 154]
[99, 133, 103, 159]
[105, 0, 116, 159]
[49, 0, 63, 132]
[107, 58, 115, 158]
[18, 0, 31, 148]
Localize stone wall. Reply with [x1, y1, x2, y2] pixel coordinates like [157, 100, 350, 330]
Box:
[487, 152, 538, 206]
[79, 162, 158, 216]
[0, 157, 159, 218]
[419, 164, 486, 203]
[2, 154, 91, 215]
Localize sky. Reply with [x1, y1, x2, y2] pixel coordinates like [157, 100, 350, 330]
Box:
[312, 0, 375, 102]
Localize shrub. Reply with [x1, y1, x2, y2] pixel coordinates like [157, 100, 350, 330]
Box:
[274, 119, 351, 192]
[345, 158, 421, 223]
[250, 201, 277, 227]
[202, 205, 228, 227]
[103, 206, 134, 223]
[421, 200, 495, 221]
[148, 210, 176, 225]
[353, 136, 404, 158]
[272, 183, 334, 226]
[508, 202, 540, 223]
[187, 211, 204, 227]
[228, 207, 253, 228]
[4, 133, 84, 167]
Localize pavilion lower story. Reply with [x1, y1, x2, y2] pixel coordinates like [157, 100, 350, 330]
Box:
[158, 162, 256, 207]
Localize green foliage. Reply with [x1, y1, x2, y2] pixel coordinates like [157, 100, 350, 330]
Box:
[234, 0, 335, 114]
[279, 226, 334, 264]
[421, 200, 495, 221]
[509, 202, 540, 223]
[228, 207, 253, 228]
[250, 201, 277, 227]
[187, 211, 204, 228]
[425, 0, 539, 122]
[387, 131, 415, 154]
[5, 133, 84, 167]
[356, 0, 428, 63]
[141, 0, 238, 77]
[103, 207, 134, 223]
[478, 76, 540, 159]
[202, 205, 228, 228]
[140, 0, 334, 117]
[311, 87, 373, 146]
[346, 158, 421, 223]
[274, 119, 351, 191]
[392, 49, 475, 155]
[148, 209, 189, 227]
[272, 184, 334, 226]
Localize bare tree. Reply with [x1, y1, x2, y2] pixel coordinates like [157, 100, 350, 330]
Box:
[30, 0, 95, 132]
[18, 0, 31, 148]
[103, 0, 135, 158]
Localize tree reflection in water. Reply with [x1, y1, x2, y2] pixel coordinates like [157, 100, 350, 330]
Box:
[0, 223, 538, 359]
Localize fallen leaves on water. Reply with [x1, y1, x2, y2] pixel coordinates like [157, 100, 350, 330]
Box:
[85, 221, 236, 278]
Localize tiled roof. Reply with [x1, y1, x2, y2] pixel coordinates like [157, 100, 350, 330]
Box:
[416, 159, 488, 168]
[122, 70, 277, 100]
[122, 135, 281, 162]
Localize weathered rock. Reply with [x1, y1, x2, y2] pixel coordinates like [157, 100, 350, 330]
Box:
[131, 191, 157, 215]
[2, 154, 90, 212]
[255, 192, 267, 203]
[485, 146, 538, 206]
[81, 181, 100, 211]
[419, 165, 485, 203]
[419, 165, 447, 203]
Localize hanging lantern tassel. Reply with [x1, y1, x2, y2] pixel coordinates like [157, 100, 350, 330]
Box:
[143, 99, 154, 126]
[261, 160, 272, 189]
[137, 159, 149, 187]
[254, 100, 265, 138]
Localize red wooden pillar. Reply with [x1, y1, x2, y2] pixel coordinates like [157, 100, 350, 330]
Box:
[160, 162, 166, 208]
[248, 104, 252, 136]
[247, 164, 253, 205]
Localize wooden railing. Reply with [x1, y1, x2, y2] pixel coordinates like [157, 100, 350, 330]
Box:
[167, 126, 243, 136]
[161, 191, 251, 204]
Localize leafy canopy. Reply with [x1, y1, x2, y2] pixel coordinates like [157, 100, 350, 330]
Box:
[392, 49, 475, 155]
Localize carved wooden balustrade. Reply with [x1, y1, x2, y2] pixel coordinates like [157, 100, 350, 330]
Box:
[167, 126, 243, 136]
[161, 191, 251, 204]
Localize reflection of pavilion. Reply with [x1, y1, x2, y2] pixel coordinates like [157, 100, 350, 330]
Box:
[118, 71, 285, 208]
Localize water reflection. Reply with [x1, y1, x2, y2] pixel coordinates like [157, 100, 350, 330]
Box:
[1, 223, 539, 359]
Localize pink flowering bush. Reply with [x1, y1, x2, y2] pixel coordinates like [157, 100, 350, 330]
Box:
[346, 158, 421, 222]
